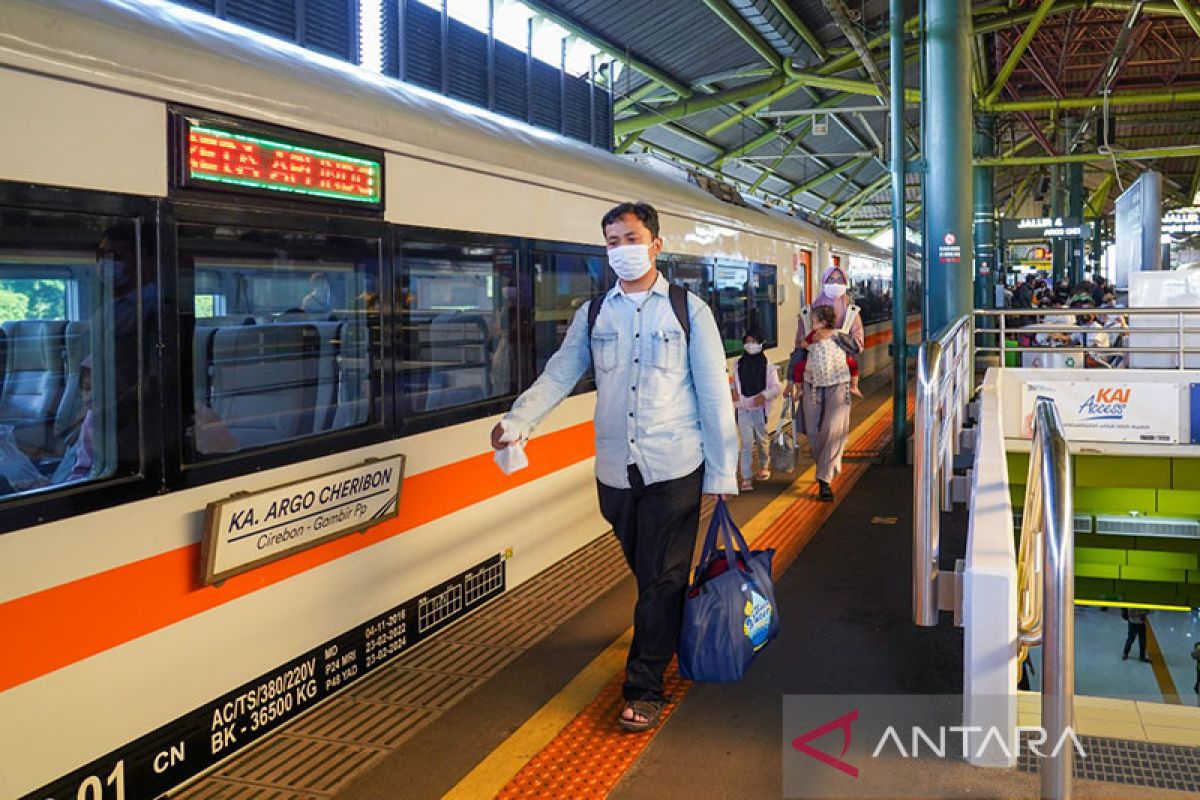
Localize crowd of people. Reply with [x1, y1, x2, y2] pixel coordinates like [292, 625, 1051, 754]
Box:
[1003, 272, 1128, 368]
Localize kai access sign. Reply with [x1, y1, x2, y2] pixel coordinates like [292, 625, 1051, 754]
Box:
[177, 112, 383, 208]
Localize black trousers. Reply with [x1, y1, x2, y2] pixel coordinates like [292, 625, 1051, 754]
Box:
[1123, 622, 1147, 659]
[598, 464, 704, 702]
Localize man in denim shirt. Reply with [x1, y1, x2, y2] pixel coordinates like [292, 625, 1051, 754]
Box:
[491, 202, 738, 731]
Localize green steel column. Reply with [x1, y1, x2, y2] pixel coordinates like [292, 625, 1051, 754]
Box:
[1065, 118, 1085, 285]
[974, 115, 997, 310]
[1052, 162, 1067, 282]
[890, 0, 907, 463]
[922, 0, 974, 335]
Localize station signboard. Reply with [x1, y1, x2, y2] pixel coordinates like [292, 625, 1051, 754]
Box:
[201, 455, 404, 585]
[1163, 208, 1200, 236]
[1001, 216, 1092, 240]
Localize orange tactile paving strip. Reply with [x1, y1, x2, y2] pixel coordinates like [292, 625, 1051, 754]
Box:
[497, 400, 905, 798]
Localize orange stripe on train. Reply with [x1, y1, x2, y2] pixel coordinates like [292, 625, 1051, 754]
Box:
[0, 422, 595, 692]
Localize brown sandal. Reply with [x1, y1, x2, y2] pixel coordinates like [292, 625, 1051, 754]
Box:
[618, 699, 664, 732]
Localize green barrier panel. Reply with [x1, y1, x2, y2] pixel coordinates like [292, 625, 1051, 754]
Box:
[1076, 455, 1170, 489]
[1171, 458, 1200, 490]
[1075, 577, 1118, 600]
[1077, 563, 1121, 579]
[1006, 453, 1029, 484]
[1115, 580, 1182, 605]
[1126, 550, 1199, 570]
[1005, 338, 1020, 368]
[1156, 488, 1200, 516]
[1188, 570, 1200, 585]
[1075, 487, 1157, 515]
[1077, 547, 1128, 565]
[1120, 565, 1188, 582]
[1134, 536, 1200, 553]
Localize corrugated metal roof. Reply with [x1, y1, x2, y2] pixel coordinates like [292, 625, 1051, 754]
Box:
[544, 0, 768, 85]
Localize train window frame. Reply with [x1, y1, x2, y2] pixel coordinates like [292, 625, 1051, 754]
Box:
[750, 262, 779, 349]
[162, 202, 393, 490]
[0, 181, 161, 536]
[526, 237, 611, 396]
[665, 254, 714, 307]
[392, 225, 526, 437]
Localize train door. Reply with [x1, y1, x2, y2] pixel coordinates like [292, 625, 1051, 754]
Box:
[796, 248, 812, 307]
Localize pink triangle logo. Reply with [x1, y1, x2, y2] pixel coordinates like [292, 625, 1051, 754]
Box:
[791, 709, 859, 778]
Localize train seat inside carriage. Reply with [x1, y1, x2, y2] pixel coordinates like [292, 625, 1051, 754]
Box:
[192, 313, 378, 454]
[0, 320, 68, 455]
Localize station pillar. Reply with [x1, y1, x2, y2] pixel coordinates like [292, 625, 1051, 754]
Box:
[973, 115, 997, 310]
[1065, 118, 1085, 285]
[1051, 162, 1067, 283]
[922, 0, 974, 336]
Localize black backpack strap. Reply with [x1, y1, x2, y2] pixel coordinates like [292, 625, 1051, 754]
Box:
[587, 291, 606, 339]
[668, 283, 691, 342]
[588, 284, 690, 342]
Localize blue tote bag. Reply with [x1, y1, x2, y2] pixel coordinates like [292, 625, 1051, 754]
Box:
[678, 499, 779, 682]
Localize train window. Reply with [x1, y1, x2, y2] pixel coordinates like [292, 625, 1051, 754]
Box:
[714, 263, 750, 354]
[0, 208, 141, 499]
[750, 264, 778, 348]
[668, 257, 713, 305]
[397, 241, 519, 415]
[178, 225, 383, 459]
[532, 250, 609, 391]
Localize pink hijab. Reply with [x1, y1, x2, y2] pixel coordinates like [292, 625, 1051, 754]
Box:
[796, 264, 863, 351]
[811, 265, 851, 322]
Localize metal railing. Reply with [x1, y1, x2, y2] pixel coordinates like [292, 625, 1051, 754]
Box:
[1017, 397, 1076, 800]
[913, 314, 973, 627]
[974, 307, 1200, 369]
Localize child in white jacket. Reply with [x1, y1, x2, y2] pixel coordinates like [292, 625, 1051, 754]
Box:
[732, 329, 782, 492]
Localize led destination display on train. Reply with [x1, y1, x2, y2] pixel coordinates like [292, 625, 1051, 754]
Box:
[201, 455, 404, 584]
[185, 122, 382, 205]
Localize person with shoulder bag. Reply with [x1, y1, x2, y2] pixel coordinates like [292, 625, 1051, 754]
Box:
[490, 202, 738, 732]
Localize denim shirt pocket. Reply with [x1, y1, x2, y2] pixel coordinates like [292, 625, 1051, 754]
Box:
[592, 333, 619, 373]
[651, 329, 684, 371]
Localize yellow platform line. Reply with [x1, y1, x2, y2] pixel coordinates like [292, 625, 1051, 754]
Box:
[443, 397, 896, 800]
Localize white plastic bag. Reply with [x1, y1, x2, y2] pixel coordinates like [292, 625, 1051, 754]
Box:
[493, 419, 529, 475]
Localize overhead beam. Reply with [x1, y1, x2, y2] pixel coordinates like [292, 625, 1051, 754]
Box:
[518, 0, 691, 97]
[1174, 0, 1200, 38]
[705, 80, 809, 137]
[1085, 172, 1116, 216]
[980, 87, 1200, 111]
[823, 0, 891, 97]
[982, 0, 1058, 106]
[710, 92, 855, 167]
[750, 133, 806, 192]
[787, 157, 872, 198]
[613, 75, 786, 136]
[765, 0, 828, 60]
[977, 143, 1200, 165]
[699, 0, 784, 70]
[832, 174, 892, 218]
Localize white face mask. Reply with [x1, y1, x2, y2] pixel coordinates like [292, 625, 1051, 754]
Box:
[823, 282, 847, 300]
[608, 243, 653, 282]
[744, 342, 763, 355]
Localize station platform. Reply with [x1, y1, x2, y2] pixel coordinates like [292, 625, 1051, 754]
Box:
[174, 378, 1200, 800]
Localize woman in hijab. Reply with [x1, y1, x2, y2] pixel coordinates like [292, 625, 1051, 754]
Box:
[790, 265, 863, 500]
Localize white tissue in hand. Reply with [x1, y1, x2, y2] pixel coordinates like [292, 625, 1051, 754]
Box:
[493, 420, 529, 475]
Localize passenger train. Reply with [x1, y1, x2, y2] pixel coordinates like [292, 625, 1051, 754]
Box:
[0, 1, 919, 797]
